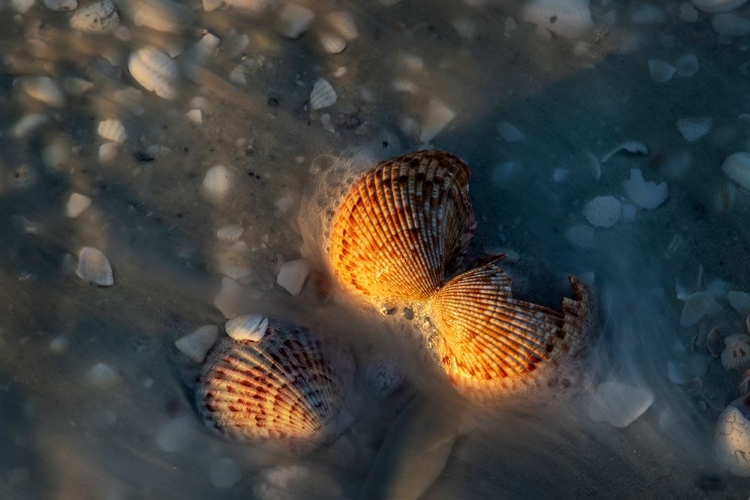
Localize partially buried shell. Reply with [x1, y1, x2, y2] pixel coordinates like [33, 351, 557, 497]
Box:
[196, 317, 355, 454]
[428, 258, 594, 400]
[327, 150, 477, 307]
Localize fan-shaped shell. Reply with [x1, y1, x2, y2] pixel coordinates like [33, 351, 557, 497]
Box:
[195, 318, 354, 454]
[428, 258, 594, 400]
[328, 150, 477, 306]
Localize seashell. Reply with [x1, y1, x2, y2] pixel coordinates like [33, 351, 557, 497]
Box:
[600, 140, 648, 163]
[124, 0, 194, 33]
[722, 152, 750, 191]
[327, 150, 476, 306]
[728, 291, 750, 315]
[420, 99, 456, 143]
[680, 291, 713, 327]
[99, 142, 119, 162]
[216, 225, 244, 242]
[203, 165, 232, 201]
[195, 319, 355, 454]
[276, 259, 310, 296]
[66, 193, 92, 218]
[175, 325, 219, 363]
[622, 168, 668, 209]
[587, 380, 654, 428]
[278, 3, 314, 38]
[225, 314, 268, 342]
[428, 258, 594, 399]
[521, 0, 593, 39]
[310, 79, 337, 110]
[693, 0, 747, 12]
[128, 47, 178, 100]
[714, 396, 750, 477]
[97, 118, 126, 143]
[712, 13, 750, 36]
[21, 76, 65, 108]
[8, 164, 37, 189]
[583, 195, 621, 228]
[722, 335, 750, 370]
[326, 11, 358, 41]
[70, 0, 119, 33]
[12, 113, 48, 138]
[676, 117, 712, 142]
[318, 33, 347, 55]
[224, 0, 276, 13]
[76, 247, 114, 286]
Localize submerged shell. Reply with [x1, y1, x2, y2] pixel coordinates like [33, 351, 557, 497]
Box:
[328, 150, 476, 306]
[310, 79, 337, 110]
[429, 259, 594, 400]
[722, 334, 750, 371]
[128, 47, 178, 100]
[196, 320, 355, 453]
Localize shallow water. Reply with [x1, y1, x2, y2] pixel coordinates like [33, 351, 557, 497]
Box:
[2, 0, 750, 498]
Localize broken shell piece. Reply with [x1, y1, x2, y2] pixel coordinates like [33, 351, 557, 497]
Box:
[21, 76, 65, 108]
[276, 259, 310, 296]
[125, 0, 194, 34]
[128, 47, 178, 100]
[714, 397, 750, 477]
[588, 380, 654, 428]
[676, 117, 712, 142]
[583, 195, 621, 228]
[622, 168, 668, 209]
[728, 291, 750, 315]
[12, 113, 48, 137]
[680, 291, 713, 327]
[216, 225, 244, 242]
[326, 11, 358, 40]
[722, 335, 750, 370]
[97, 119, 126, 144]
[76, 247, 114, 286]
[722, 152, 750, 191]
[175, 325, 219, 363]
[319, 33, 347, 54]
[600, 141, 649, 163]
[693, 0, 747, 12]
[278, 4, 315, 38]
[225, 314, 268, 342]
[420, 99, 456, 143]
[66, 193, 92, 218]
[310, 79, 337, 110]
[70, 0, 119, 33]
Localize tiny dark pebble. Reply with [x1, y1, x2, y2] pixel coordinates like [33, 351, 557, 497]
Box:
[133, 151, 155, 162]
[267, 97, 280, 107]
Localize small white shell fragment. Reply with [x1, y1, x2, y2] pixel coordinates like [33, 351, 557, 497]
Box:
[175, 325, 219, 363]
[63, 76, 94, 95]
[225, 314, 268, 342]
[497, 121, 524, 143]
[276, 259, 310, 296]
[186, 109, 202, 124]
[521, 0, 593, 38]
[217, 242, 252, 281]
[715, 403, 750, 476]
[722, 335, 750, 370]
[229, 66, 246, 86]
[12, 113, 48, 138]
[680, 291, 713, 327]
[278, 3, 315, 39]
[319, 33, 347, 54]
[86, 363, 118, 386]
[600, 141, 649, 163]
[680, 2, 699, 21]
[630, 4, 665, 24]
[216, 225, 244, 242]
[675, 54, 699, 77]
[693, 0, 747, 12]
[203, 165, 232, 201]
[70, 0, 119, 33]
[66, 193, 92, 218]
[49, 335, 70, 353]
[214, 277, 244, 319]
[44, 0, 76, 10]
[76, 247, 114, 286]
[155, 415, 195, 453]
[566, 225, 595, 249]
[97, 119, 126, 144]
[22, 76, 65, 108]
[310, 79, 337, 110]
[327, 11, 358, 40]
[128, 47, 178, 100]
[676, 117, 712, 142]
[583, 195, 621, 228]
[210, 458, 241, 489]
[728, 291, 750, 315]
[712, 13, 750, 36]
[420, 99, 456, 143]
[587, 381, 654, 428]
[648, 60, 676, 83]
[667, 355, 708, 384]
[622, 168, 668, 209]
[99, 143, 119, 162]
[722, 152, 750, 190]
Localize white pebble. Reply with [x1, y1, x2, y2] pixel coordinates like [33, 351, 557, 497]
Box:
[86, 363, 118, 386]
[676, 117, 712, 142]
[186, 109, 202, 124]
[600, 141, 649, 163]
[210, 458, 241, 489]
[12, 114, 48, 138]
[583, 196, 621, 228]
[728, 291, 750, 315]
[319, 33, 347, 54]
[44, 0, 76, 10]
[175, 325, 219, 363]
[566, 225, 595, 249]
[49, 335, 69, 353]
[622, 168, 668, 209]
[22, 76, 65, 108]
[225, 314, 268, 342]
[588, 381, 654, 428]
[203, 165, 232, 201]
[66, 193, 92, 218]
[99, 143, 119, 162]
[76, 247, 114, 286]
[712, 13, 750, 36]
[276, 259, 310, 296]
[648, 60, 676, 83]
[419, 99, 456, 143]
[278, 4, 315, 39]
[128, 47, 179, 100]
[497, 121, 524, 143]
[680, 291, 713, 327]
[213, 277, 245, 318]
[97, 119, 126, 144]
[229, 66, 246, 86]
[722, 152, 750, 191]
[155, 415, 195, 453]
[310, 79, 337, 110]
[675, 54, 699, 77]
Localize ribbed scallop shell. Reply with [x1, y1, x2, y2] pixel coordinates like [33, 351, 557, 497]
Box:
[196, 319, 354, 453]
[429, 259, 594, 400]
[328, 150, 476, 305]
[128, 47, 178, 100]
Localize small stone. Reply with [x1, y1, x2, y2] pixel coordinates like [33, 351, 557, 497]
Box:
[722, 152, 750, 191]
[66, 193, 92, 218]
[76, 247, 114, 286]
[22, 76, 65, 108]
[99, 143, 119, 162]
[278, 4, 315, 39]
[276, 259, 310, 296]
[186, 109, 202, 124]
[583, 195, 621, 228]
[588, 380, 654, 428]
[203, 165, 232, 201]
[675, 54, 699, 77]
[175, 325, 219, 363]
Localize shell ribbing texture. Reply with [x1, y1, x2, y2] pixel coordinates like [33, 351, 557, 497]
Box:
[430, 259, 593, 399]
[328, 150, 476, 304]
[196, 321, 354, 448]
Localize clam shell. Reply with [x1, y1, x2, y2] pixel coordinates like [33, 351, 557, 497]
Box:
[128, 47, 178, 100]
[326, 11, 358, 41]
[310, 79, 337, 110]
[97, 118, 126, 143]
[328, 150, 476, 305]
[196, 319, 355, 453]
[721, 334, 750, 371]
[429, 259, 593, 400]
[318, 33, 347, 55]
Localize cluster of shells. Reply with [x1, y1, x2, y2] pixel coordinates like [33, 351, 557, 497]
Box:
[193, 150, 595, 455]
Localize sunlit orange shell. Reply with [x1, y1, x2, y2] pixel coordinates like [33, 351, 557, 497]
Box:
[429, 259, 594, 400]
[195, 319, 354, 453]
[328, 150, 476, 305]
